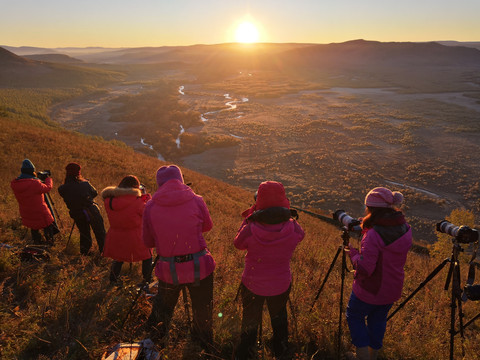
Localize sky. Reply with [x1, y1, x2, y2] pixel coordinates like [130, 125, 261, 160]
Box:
[1, 0, 479, 48]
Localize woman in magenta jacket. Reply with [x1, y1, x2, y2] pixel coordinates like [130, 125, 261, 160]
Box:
[143, 165, 215, 350]
[10, 159, 56, 244]
[346, 187, 412, 360]
[101, 175, 152, 284]
[234, 181, 305, 360]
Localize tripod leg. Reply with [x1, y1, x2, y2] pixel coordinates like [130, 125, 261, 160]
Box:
[388, 258, 449, 321]
[336, 247, 347, 360]
[310, 246, 342, 312]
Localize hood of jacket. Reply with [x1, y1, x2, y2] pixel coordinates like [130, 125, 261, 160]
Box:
[369, 224, 412, 254]
[151, 179, 196, 206]
[102, 186, 142, 211]
[102, 186, 141, 199]
[11, 178, 40, 194]
[249, 220, 296, 246]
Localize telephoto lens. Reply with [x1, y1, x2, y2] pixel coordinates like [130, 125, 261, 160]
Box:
[333, 210, 361, 232]
[436, 220, 479, 244]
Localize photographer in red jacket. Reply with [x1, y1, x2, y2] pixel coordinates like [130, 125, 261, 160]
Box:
[11, 159, 56, 244]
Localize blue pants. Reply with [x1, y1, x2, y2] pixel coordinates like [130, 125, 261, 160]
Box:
[346, 292, 393, 350]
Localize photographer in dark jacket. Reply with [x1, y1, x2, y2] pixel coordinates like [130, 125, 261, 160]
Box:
[58, 162, 105, 255]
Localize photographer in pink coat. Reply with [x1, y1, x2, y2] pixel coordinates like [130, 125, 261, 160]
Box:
[346, 187, 412, 360]
[234, 181, 305, 360]
[101, 175, 152, 285]
[142, 165, 215, 350]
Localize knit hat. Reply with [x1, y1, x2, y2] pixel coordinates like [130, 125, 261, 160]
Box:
[21, 159, 35, 174]
[118, 175, 140, 189]
[65, 162, 81, 177]
[255, 181, 290, 210]
[156, 165, 183, 187]
[365, 187, 404, 208]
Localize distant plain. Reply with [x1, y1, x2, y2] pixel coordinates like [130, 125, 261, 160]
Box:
[32, 40, 480, 242]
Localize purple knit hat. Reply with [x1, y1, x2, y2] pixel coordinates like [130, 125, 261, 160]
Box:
[365, 187, 404, 208]
[156, 165, 183, 187]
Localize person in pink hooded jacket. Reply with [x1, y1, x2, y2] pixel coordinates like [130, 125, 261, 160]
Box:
[346, 187, 412, 360]
[10, 159, 57, 244]
[143, 165, 215, 350]
[101, 175, 152, 284]
[234, 181, 305, 360]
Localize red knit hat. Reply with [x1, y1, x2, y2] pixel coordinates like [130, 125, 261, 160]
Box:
[65, 162, 81, 177]
[255, 181, 290, 210]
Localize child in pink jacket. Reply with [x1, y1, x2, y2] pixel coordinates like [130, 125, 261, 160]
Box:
[234, 181, 304, 360]
[346, 187, 412, 360]
[143, 165, 215, 350]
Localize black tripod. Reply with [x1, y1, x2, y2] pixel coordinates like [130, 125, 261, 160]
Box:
[310, 227, 353, 360]
[388, 240, 469, 360]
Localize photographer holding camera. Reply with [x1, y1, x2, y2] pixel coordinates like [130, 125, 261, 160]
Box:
[11, 159, 57, 245]
[346, 187, 412, 360]
[58, 162, 105, 255]
[234, 181, 304, 360]
[101, 175, 153, 285]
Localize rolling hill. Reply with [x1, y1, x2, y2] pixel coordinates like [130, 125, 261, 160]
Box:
[0, 47, 123, 88]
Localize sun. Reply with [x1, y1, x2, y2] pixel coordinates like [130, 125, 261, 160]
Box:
[235, 22, 259, 43]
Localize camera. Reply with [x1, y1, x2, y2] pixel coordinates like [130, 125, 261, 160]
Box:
[37, 170, 51, 181]
[464, 284, 480, 301]
[333, 210, 361, 232]
[139, 183, 146, 194]
[436, 220, 479, 244]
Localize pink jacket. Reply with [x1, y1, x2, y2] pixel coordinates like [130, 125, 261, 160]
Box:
[102, 186, 152, 262]
[142, 179, 214, 284]
[349, 225, 412, 305]
[11, 177, 54, 230]
[235, 219, 305, 296]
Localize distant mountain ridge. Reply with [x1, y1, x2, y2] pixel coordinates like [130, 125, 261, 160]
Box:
[23, 53, 84, 64]
[0, 47, 121, 88]
[3, 40, 480, 66]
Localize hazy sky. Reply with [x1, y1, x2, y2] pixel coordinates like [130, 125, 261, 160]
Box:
[1, 0, 479, 48]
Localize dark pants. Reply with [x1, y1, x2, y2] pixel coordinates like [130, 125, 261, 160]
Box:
[346, 291, 393, 350]
[31, 223, 56, 245]
[110, 258, 153, 283]
[236, 283, 290, 359]
[147, 273, 214, 348]
[72, 205, 105, 255]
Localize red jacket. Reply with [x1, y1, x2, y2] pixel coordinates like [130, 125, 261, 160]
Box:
[11, 177, 54, 230]
[102, 186, 152, 262]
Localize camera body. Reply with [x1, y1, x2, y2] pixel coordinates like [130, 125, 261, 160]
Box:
[464, 284, 480, 301]
[333, 210, 362, 232]
[139, 183, 146, 195]
[436, 220, 479, 244]
[37, 170, 51, 181]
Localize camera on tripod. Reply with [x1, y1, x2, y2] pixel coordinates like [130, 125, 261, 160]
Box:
[37, 170, 51, 181]
[436, 220, 479, 244]
[333, 210, 362, 232]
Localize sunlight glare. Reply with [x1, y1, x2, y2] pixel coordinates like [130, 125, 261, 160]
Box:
[235, 22, 259, 43]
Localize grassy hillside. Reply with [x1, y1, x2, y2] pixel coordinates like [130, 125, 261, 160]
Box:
[1, 108, 480, 359]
